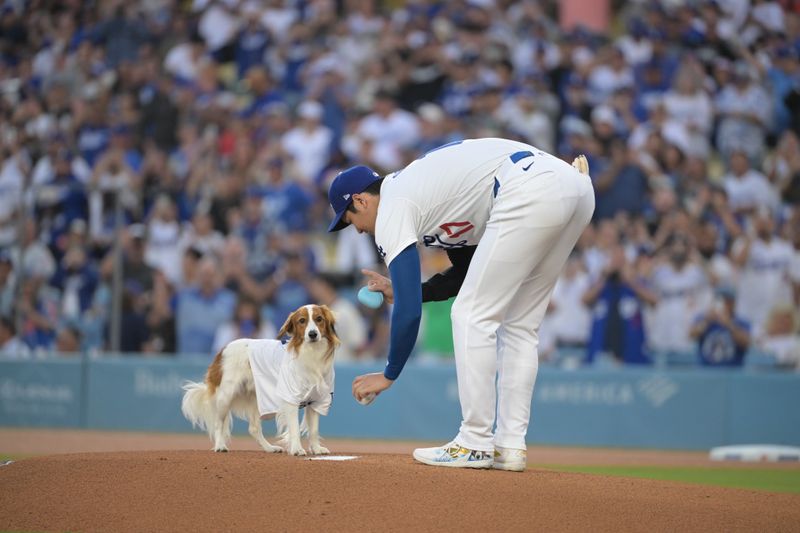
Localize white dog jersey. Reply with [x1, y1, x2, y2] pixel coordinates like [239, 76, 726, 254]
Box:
[247, 339, 334, 419]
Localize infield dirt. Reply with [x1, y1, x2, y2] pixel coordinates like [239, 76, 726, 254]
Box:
[1, 448, 799, 533]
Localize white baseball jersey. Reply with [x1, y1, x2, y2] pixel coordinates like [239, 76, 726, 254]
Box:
[649, 262, 711, 352]
[247, 339, 334, 419]
[734, 237, 794, 332]
[375, 138, 537, 265]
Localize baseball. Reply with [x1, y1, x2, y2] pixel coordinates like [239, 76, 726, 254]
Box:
[357, 286, 384, 308]
[358, 393, 376, 406]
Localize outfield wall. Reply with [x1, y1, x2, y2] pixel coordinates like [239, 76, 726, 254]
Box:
[1, 357, 798, 450]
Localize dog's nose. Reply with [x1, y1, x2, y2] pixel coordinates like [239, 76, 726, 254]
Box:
[308, 330, 318, 340]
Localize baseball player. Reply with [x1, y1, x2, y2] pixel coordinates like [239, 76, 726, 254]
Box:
[327, 138, 594, 470]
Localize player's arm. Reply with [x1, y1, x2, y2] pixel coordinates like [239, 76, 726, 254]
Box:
[361, 245, 476, 304]
[421, 246, 476, 302]
[351, 244, 422, 402]
[383, 243, 423, 380]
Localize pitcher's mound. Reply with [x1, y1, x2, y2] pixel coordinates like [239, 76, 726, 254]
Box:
[0, 451, 797, 532]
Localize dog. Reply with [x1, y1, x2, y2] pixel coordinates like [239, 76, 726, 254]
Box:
[181, 304, 340, 456]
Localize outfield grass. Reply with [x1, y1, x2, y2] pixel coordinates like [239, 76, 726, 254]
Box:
[544, 465, 800, 494]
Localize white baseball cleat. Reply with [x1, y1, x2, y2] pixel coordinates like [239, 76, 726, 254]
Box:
[572, 154, 589, 175]
[412, 441, 493, 469]
[492, 446, 527, 472]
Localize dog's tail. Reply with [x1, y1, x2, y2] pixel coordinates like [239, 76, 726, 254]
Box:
[181, 381, 216, 438]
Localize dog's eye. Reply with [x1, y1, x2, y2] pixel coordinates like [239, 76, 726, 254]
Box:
[298, 318, 306, 324]
[315, 316, 322, 322]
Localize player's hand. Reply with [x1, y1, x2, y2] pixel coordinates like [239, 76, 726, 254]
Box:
[361, 269, 394, 304]
[352, 372, 393, 402]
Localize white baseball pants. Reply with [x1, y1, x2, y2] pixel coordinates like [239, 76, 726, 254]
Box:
[451, 152, 595, 451]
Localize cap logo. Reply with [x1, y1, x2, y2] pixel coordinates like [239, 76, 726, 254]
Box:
[343, 194, 350, 200]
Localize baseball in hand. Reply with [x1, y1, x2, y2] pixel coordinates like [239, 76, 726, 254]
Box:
[357, 286, 384, 308]
[358, 393, 376, 406]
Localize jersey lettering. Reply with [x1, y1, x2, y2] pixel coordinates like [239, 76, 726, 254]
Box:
[422, 234, 470, 249]
[439, 221, 474, 239]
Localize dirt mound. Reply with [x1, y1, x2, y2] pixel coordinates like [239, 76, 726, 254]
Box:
[1, 451, 798, 532]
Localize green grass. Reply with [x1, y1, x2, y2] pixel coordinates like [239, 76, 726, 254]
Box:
[541, 465, 800, 494]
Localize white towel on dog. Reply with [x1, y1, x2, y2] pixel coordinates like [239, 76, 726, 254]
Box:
[247, 339, 334, 419]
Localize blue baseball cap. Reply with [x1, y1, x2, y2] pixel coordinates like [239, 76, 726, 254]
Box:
[327, 165, 381, 232]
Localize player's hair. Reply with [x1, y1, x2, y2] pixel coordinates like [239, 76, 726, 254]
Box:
[0, 315, 15, 336]
[346, 178, 384, 212]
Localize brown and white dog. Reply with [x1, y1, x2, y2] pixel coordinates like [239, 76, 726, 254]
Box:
[181, 305, 340, 456]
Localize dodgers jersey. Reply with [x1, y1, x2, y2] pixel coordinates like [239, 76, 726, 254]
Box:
[246, 339, 334, 419]
[375, 138, 535, 265]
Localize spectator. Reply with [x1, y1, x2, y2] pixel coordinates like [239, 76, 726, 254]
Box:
[176, 256, 236, 355]
[212, 296, 276, 353]
[208, 171, 244, 235]
[0, 144, 26, 248]
[764, 130, 800, 206]
[281, 100, 334, 186]
[117, 281, 150, 353]
[50, 245, 99, 323]
[31, 133, 91, 187]
[0, 251, 14, 317]
[144, 271, 176, 355]
[759, 305, 800, 369]
[178, 209, 225, 259]
[662, 63, 713, 158]
[354, 89, 420, 171]
[15, 219, 56, 281]
[714, 62, 771, 164]
[241, 66, 283, 119]
[583, 245, 658, 365]
[254, 156, 315, 233]
[496, 89, 555, 153]
[548, 253, 592, 351]
[164, 32, 207, 83]
[587, 46, 634, 106]
[722, 150, 778, 214]
[54, 325, 82, 355]
[414, 103, 452, 154]
[38, 148, 89, 255]
[93, 5, 149, 68]
[139, 78, 180, 152]
[17, 276, 60, 354]
[649, 234, 711, 355]
[732, 211, 794, 335]
[333, 226, 382, 278]
[263, 251, 314, 332]
[180, 246, 204, 289]
[0, 315, 29, 359]
[145, 194, 183, 284]
[765, 45, 799, 136]
[100, 224, 155, 294]
[690, 285, 751, 367]
[235, 5, 271, 78]
[592, 137, 649, 219]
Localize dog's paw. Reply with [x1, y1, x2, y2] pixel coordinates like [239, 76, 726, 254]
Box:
[213, 447, 229, 453]
[310, 445, 330, 455]
[287, 444, 307, 456]
[266, 444, 283, 453]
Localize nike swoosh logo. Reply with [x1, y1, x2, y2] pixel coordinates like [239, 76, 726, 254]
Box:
[522, 162, 533, 171]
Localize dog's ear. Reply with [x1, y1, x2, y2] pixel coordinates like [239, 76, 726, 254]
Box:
[319, 305, 340, 346]
[319, 305, 336, 325]
[278, 313, 294, 339]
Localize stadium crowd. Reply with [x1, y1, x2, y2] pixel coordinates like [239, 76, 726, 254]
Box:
[0, 0, 799, 369]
